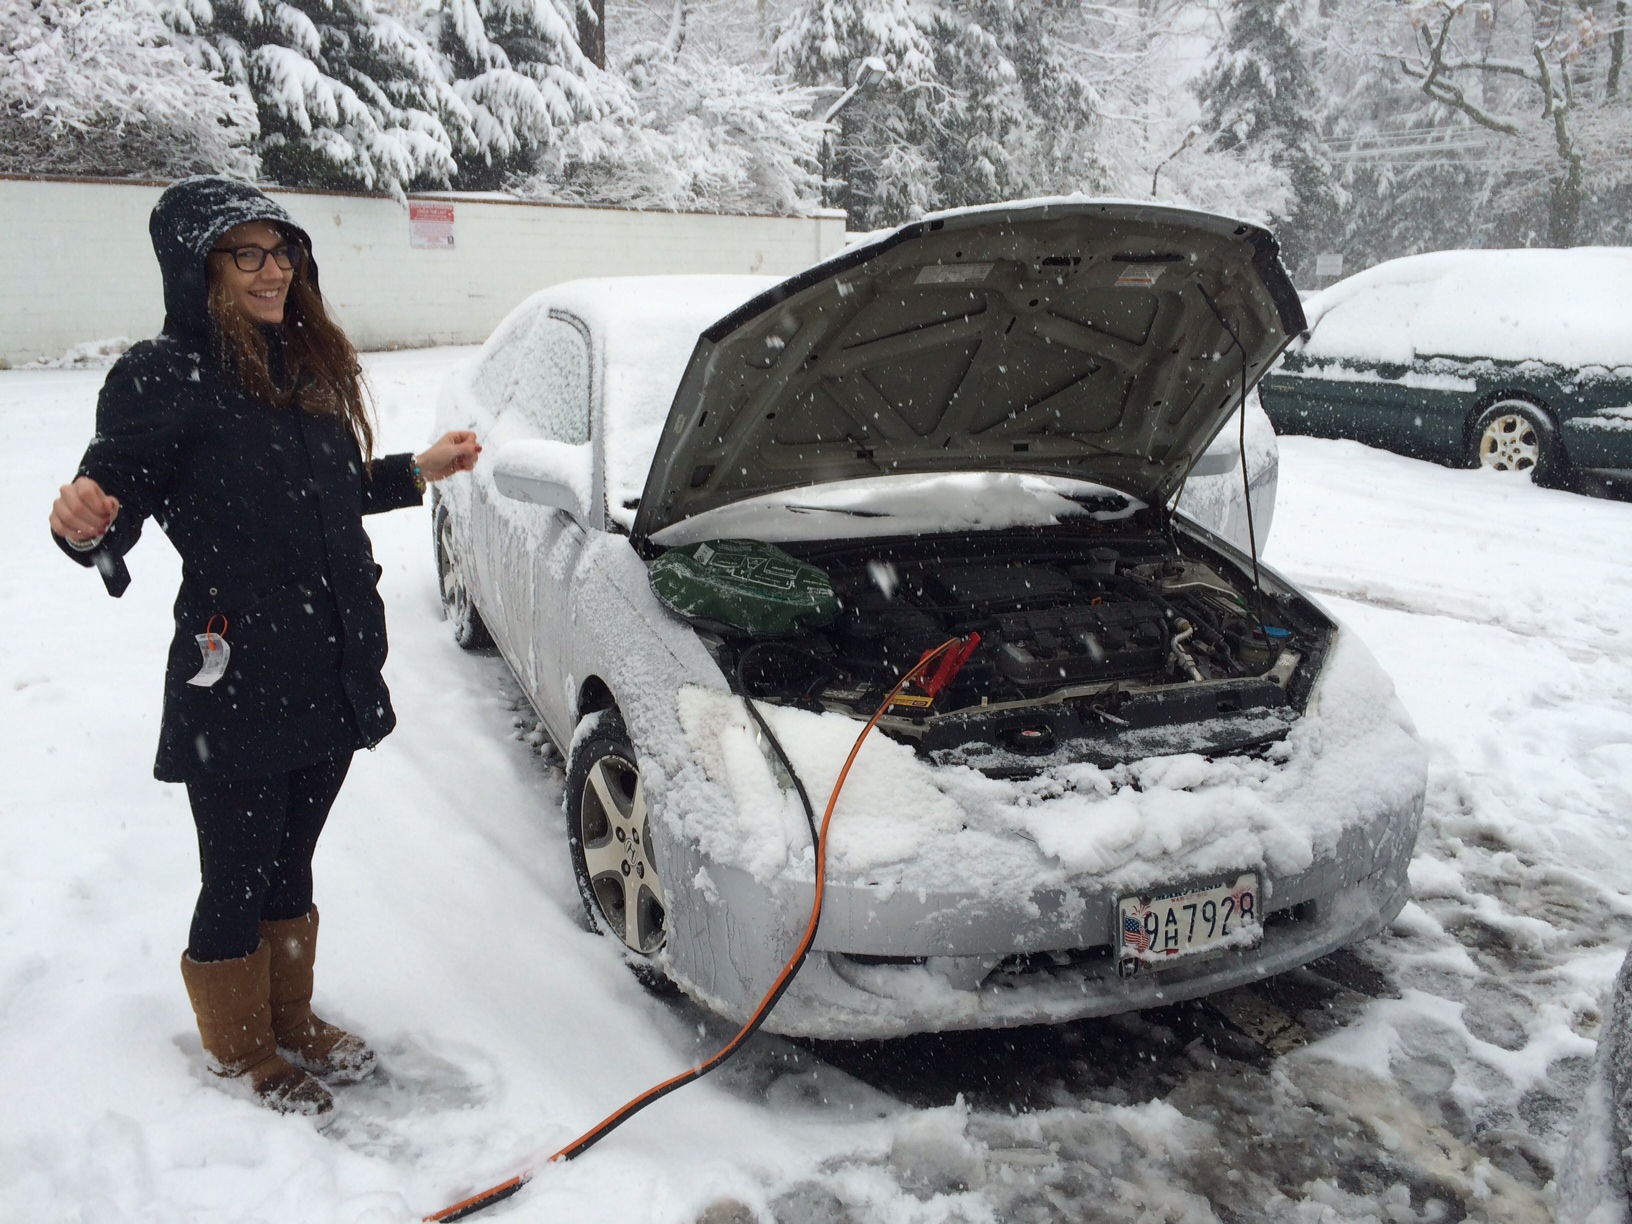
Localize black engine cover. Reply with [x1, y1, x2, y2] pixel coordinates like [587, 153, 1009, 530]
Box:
[992, 600, 1166, 687]
[925, 564, 1075, 610]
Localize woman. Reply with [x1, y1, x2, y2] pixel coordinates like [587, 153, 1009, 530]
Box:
[48, 177, 481, 1118]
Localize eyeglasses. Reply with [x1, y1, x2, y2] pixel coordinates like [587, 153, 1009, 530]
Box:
[208, 243, 305, 273]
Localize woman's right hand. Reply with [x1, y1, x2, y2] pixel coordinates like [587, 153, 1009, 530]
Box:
[50, 476, 120, 545]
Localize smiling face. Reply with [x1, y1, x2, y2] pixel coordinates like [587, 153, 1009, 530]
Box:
[207, 221, 295, 326]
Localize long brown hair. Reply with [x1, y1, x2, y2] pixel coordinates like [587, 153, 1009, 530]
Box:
[206, 250, 376, 461]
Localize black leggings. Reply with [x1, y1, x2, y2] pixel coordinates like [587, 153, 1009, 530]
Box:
[184, 754, 352, 962]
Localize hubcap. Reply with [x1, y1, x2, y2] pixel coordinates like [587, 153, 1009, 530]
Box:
[1478, 413, 1540, 473]
[579, 755, 666, 954]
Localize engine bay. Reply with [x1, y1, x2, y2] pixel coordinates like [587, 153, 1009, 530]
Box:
[708, 524, 1334, 775]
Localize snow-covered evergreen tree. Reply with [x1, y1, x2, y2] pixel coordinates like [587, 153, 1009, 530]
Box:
[1, 0, 257, 178]
[774, 0, 1112, 227]
[1017, 0, 1282, 222]
[1195, 0, 1340, 274]
[995, 0, 1108, 196]
[525, 56, 823, 212]
[518, 0, 824, 214]
[435, 0, 607, 188]
[919, 0, 1039, 209]
[774, 0, 944, 224]
[184, 0, 474, 193]
[774, 0, 937, 91]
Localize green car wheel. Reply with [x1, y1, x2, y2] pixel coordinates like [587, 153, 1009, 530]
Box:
[1470, 399, 1560, 483]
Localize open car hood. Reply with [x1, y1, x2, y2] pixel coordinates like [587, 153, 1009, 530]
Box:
[631, 199, 1304, 544]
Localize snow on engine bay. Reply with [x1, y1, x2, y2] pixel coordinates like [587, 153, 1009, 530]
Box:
[667, 625, 1425, 902]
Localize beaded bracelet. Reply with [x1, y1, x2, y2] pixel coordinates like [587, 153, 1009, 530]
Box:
[412, 460, 426, 494]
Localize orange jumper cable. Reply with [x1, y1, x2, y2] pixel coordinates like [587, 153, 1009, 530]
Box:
[425, 637, 969, 1222]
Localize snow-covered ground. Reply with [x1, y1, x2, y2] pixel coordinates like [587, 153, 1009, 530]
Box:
[3, 347, 1629, 1223]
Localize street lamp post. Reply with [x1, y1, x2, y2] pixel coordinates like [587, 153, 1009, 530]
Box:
[820, 56, 888, 213]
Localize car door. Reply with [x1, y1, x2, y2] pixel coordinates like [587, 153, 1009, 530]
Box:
[1560, 369, 1632, 472]
[497, 311, 593, 741]
[463, 303, 542, 667]
[462, 307, 592, 736]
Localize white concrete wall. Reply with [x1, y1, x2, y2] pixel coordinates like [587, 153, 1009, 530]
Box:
[0, 175, 846, 365]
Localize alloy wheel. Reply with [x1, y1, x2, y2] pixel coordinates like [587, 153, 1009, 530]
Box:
[577, 753, 667, 955]
[1477, 412, 1541, 474]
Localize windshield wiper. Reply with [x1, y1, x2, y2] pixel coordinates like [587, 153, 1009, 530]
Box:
[783, 504, 892, 517]
[1064, 493, 1130, 513]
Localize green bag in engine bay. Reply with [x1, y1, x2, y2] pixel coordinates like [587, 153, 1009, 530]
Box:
[650, 538, 841, 637]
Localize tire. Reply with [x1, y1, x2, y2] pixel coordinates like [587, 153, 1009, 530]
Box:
[435, 506, 492, 650]
[1469, 399, 1560, 484]
[565, 713, 668, 959]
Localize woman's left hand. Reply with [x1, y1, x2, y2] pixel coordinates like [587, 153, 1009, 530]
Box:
[416, 431, 482, 483]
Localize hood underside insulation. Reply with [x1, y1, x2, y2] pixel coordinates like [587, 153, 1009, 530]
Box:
[633, 200, 1303, 543]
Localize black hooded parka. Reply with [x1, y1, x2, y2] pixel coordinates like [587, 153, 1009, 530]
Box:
[57, 177, 423, 783]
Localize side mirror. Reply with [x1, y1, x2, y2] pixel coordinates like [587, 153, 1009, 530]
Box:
[491, 440, 592, 524]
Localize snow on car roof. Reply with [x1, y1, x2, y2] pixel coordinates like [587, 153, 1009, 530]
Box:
[538, 275, 781, 529]
[1299, 247, 1632, 370]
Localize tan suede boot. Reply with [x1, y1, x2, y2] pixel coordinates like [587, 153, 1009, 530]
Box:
[260, 907, 378, 1085]
[179, 942, 334, 1116]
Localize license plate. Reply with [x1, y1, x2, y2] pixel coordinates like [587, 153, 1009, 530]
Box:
[1117, 873, 1261, 975]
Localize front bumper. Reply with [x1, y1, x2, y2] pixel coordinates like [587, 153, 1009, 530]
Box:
[773, 848, 1412, 1039]
[661, 786, 1421, 1040]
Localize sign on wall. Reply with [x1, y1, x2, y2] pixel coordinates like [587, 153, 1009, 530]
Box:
[409, 201, 456, 250]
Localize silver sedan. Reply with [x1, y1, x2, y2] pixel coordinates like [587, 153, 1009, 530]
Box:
[432, 199, 1426, 1039]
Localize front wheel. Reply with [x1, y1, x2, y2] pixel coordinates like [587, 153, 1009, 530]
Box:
[435, 507, 492, 650]
[1469, 399, 1560, 483]
[566, 714, 668, 958]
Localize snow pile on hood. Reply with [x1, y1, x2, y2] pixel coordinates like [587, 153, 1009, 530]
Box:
[648, 392, 1273, 555]
[671, 627, 1425, 901]
[1299, 248, 1632, 370]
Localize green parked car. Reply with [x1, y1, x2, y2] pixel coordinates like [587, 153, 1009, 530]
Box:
[1258, 248, 1632, 488]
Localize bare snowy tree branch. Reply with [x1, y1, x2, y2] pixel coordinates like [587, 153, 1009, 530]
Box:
[1392, 0, 1604, 241]
[1397, 56, 1523, 135]
[1610, 0, 1627, 95]
[659, 0, 686, 59]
